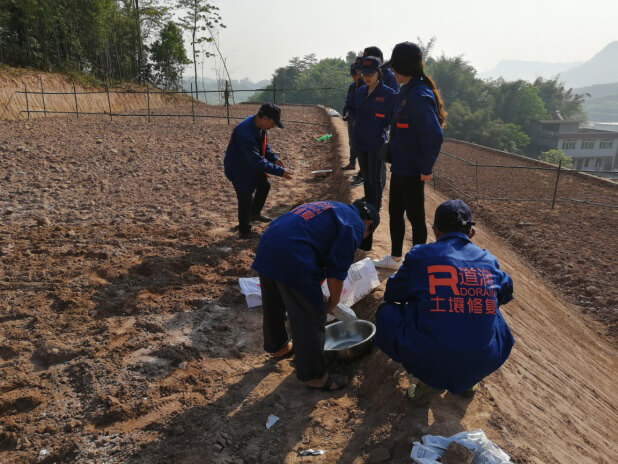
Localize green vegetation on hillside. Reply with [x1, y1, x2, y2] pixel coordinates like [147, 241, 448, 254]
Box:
[575, 82, 618, 122]
[0, 0, 220, 90]
[249, 54, 351, 112]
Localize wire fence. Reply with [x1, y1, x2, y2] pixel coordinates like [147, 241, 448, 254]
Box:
[12, 79, 345, 127]
[433, 150, 617, 209]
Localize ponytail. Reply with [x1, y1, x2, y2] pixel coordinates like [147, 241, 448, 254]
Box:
[421, 72, 447, 128]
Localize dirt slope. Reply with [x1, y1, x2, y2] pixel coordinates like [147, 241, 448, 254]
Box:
[0, 104, 616, 464]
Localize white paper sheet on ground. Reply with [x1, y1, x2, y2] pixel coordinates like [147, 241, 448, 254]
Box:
[239, 258, 380, 309]
[410, 430, 511, 464]
[238, 277, 262, 309]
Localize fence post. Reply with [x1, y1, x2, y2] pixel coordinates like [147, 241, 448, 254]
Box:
[106, 80, 113, 121]
[73, 82, 79, 119]
[225, 80, 230, 125]
[475, 162, 479, 202]
[551, 159, 562, 210]
[273, 83, 276, 104]
[190, 83, 195, 123]
[323, 87, 327, 107]
[24, 85, 30, 119]
[39, 76, 47, 118]
[146, 82, 151, 123]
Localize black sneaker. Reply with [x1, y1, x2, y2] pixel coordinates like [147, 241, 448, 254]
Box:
[351, 176, 364, 186]
[239, 230, 260, 239]
[250, 214, 272, 223]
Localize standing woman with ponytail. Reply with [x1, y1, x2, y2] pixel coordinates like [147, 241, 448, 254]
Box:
[373, 42, 446, 270]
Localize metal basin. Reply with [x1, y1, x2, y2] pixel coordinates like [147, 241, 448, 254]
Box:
[324, 320, 376, 361]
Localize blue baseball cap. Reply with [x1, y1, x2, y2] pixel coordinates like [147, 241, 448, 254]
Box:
[433, 199, 475, 232]
[258, 103, 283, 128]
[358, 56, 381, 76]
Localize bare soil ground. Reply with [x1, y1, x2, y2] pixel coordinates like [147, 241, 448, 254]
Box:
[0, 104, 616, 464]
[435, 140, 618, 340]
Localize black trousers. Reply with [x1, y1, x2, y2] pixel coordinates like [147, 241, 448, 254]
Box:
[357, 148, 386, 210]
[347, 120, 357, 165]
[259, 274, 326, 382]
[389, 173, 427, 257]
[234, 175, 270, 233]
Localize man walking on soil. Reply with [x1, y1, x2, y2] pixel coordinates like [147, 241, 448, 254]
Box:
[252, 200, 380, 391]
[375, 199, 515, 400]
[224, 103, 293, 238]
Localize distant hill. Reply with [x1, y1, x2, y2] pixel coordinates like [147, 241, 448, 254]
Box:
[479, 60, 581, 82]
[182, 77, 270, 103]
[575, 81, 618, 122]
[479, 41, 618, 88]
[559, 41, 618, 88]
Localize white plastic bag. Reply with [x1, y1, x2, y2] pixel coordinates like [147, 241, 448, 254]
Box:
[410, 430, 511, 464]
[321, 258, 380, 307]
[239, 258, 380, 310]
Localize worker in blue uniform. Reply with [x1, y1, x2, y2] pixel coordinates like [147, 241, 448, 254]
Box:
[362, 46, 399, 92]
[224, 103, 293, 238]
[375, 200, 515, 400]
[252, 200, 380, 391]
[352, 56, 396, 211]
[373, 42, 445, 270]
[342, 57, 365, 174]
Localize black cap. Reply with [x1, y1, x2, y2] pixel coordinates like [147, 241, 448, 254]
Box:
[433, 199, 475, 233]
[350, 56, 363, 74]
[258, 103, 283, 128]
[353, 199, 380, 251]
[358, 56, 381, 76]
[363, 46, 384, 61]
[383, 42, 423, 74]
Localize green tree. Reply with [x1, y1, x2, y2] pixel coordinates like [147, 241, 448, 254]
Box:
[533, 77, 587, 120]
[539, 149, 573, 168]
[176, 0, 223, 99]
[149, 21, 190, 90]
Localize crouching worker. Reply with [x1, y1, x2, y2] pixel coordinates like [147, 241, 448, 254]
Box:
[251, 200, 380, 391]
[223, 103, 293, 238]
[375, 199, 514, 400]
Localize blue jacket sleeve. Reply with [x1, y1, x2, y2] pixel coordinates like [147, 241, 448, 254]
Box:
[235, 131, 284, 176]
[324, 223, 359, 280]
[264, 143, 279, 163]
[384, 251, 425, 303]
[409, 92, 443, 175]
[494, 260, 514, 305]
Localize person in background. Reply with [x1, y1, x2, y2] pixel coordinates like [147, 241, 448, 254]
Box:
[342, 58, 365, 175]
[373, 42, 445, 270]
[223, 103, 293, 238]
[375, 200, 515, 401]
[363, 46, 399, 93]
[252, 200, 380, 391]
[352, 56, 396, 211]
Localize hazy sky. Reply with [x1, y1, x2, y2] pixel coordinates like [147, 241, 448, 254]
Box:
[188, 0, 618, 81]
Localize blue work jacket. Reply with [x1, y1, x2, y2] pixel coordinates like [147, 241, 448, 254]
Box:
[343, 80, 365, 122]
[382, 68, 400, 93]
[389, 77, 443, 176]
[223, 115, 284, 193]
[352, 82, 396, 152]
[375, 232, 514, 393]
[251, 202, 365, 310]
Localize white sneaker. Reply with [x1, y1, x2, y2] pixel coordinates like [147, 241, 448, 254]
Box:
[372, 255, 402, 270]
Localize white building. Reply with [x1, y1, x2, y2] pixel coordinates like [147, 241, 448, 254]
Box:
[540, 119, 618, 174]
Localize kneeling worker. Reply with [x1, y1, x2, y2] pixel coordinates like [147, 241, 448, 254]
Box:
[224, 103, 293, 238]
[375, 199, 514, 399]
[252, 200, 380, 391]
